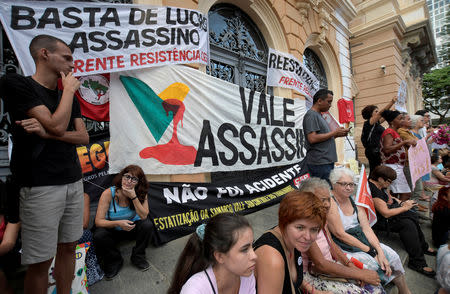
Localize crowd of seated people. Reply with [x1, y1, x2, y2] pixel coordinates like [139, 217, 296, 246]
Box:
[1, 162, 448, 293]
[167, 170, 448, 294]
[358, 105, 449, 293]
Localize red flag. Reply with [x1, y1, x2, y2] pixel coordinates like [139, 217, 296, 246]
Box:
[354, 165, 377, 227]
[76, 74, 110, 121]
[337, 98, 355, 123]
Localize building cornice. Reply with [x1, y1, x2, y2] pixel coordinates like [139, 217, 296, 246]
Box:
[324, 0, 357, 22]
[351, 14, 406, 39]
[355, 0, 400, 14]
[350, 37, 403, 57]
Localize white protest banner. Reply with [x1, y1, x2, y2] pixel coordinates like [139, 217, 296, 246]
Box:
[266, 48, 320, 103]
[109, 65, 307, 174]
[395, 80, 407, 112]
[408, 138, 432, 189]
[0, 1, 209, 76]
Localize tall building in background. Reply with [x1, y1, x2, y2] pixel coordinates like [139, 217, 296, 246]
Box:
[426, 0, 449, 123]
[427, 0, 449, 68]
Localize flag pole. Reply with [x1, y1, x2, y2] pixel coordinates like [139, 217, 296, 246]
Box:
[354, 164, 365, 202]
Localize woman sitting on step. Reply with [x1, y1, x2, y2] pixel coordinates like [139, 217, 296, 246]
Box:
[369, 165, 436, 278]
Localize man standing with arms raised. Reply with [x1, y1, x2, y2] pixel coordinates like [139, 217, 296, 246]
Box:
[303, 89, 349, 183]
[0, 35, 88, 294]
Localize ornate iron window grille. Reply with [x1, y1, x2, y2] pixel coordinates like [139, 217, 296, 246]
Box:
[207, 4, 269, 94]
[303, 48, 328, 89]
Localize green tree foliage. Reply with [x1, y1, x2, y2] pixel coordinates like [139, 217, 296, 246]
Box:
[422, 66, 450, 123]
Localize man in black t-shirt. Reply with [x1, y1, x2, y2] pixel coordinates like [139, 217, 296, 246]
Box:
[0, 35, 88, 294]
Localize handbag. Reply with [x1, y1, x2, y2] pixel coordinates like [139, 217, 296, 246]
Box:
[331, 197, 370, 253]
[314, 273, 350, 283]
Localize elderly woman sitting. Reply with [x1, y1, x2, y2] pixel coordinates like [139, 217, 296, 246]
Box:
[299, 178, 385, 294]
[327, 167, 411, 294]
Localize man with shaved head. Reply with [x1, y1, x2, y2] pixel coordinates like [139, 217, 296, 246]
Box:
[0, 34, 88, 294]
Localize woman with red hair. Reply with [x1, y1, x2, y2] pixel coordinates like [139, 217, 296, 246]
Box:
[432, 187, 450, 247]
[254, 190, 330, 294]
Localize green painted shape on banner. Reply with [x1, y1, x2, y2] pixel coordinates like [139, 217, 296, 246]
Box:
[119, 76, 173, 142]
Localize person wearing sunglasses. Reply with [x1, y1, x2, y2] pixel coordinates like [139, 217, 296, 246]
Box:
[327, 168, 411, 294]
[369, 166, 436, 277]
[93, 165, 153, 280]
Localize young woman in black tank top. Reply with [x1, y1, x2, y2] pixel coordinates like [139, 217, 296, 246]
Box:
[254, 191, 330, 294]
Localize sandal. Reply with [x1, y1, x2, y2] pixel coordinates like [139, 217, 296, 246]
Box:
[407, 264, 436, 278]
[424, 248, 437, 256]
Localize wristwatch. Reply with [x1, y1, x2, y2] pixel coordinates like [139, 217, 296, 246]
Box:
[366, 246, 377, 258]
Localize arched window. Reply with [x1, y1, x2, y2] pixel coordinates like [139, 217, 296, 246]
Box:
[207, 4, 269, 93]
[303, 48, 328, 89]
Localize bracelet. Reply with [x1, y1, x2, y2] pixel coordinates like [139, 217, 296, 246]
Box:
[131, 196, 138, 201]
[345, 258, 351, 266]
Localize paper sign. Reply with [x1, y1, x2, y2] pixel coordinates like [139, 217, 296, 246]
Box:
[395, 80, 407, 112]
[408, 138, 432, 189]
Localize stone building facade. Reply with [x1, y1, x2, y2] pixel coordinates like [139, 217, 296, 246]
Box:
[135, 0, 359, 182]
[0, 0, 436, 179]
[350, 0, 436, 163]
[136, 0, 435, 176]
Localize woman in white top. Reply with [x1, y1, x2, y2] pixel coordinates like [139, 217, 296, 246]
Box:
[327, 168, 411, 294]
[167, 213, 257, 294]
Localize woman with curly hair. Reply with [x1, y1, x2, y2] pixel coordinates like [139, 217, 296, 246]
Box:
[432, 186, 450, 247]
[93, 164, 153, 280]
[360, 97, 397, 174]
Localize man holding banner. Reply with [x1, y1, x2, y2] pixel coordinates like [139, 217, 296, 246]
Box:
[303, 89, 350, 182]
[0, 35, 88, 294]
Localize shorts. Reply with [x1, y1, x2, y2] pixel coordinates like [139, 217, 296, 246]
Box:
[385, 163, 411, 194]
[19, 180, 83, 265]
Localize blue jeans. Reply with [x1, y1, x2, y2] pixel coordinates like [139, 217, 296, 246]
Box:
[307, 163, 334, 185]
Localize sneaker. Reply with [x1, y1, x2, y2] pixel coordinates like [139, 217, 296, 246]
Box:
[104, 259, 123, 280]
[131, 256, 150, 272]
